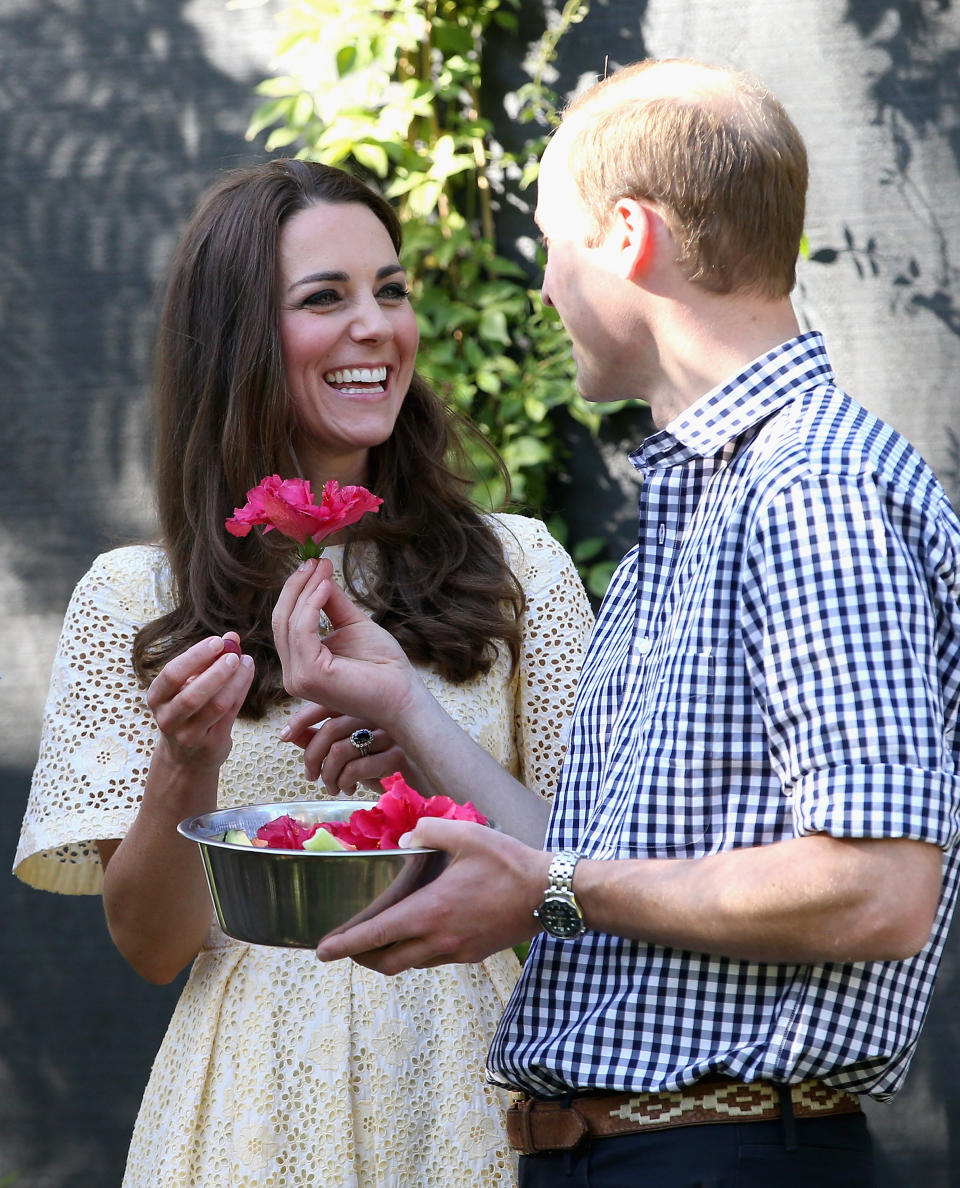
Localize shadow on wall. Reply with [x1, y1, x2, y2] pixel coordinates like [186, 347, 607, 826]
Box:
[0, 0, 279, 612]
[1, 766, 188, 1188]
[809, 1, 960, 496]
[845, 0, 960, 339]
[0, 2, 277, 1184]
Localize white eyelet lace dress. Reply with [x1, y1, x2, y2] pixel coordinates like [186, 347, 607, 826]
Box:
[14, 513, 593, 1188]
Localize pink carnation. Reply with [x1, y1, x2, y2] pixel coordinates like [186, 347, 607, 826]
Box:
[225, 475, 382, 558]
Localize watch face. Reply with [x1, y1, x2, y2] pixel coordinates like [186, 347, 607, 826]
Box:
[538, 896, 584, 939]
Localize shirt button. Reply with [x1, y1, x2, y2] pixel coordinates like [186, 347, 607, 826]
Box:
[658, 523, 666, 545]
[637, 636, 653, 656]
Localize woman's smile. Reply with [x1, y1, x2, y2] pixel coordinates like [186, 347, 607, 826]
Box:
[278, 200, 419, 485]
[323, 364, 389, 393]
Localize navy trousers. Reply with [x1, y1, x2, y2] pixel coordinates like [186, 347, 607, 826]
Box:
[518, 1113, 875, 1188]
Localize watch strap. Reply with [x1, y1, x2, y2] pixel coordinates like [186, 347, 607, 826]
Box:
[546, 849, 581, 896]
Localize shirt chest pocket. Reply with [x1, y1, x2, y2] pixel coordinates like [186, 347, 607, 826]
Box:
[685, 648, 716, 703]
[650, 642, 724, 711]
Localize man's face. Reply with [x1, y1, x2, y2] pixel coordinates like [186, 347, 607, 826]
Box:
[535, 130, 647, 403]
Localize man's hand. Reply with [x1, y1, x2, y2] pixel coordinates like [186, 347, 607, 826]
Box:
[315, 818, 553, 974]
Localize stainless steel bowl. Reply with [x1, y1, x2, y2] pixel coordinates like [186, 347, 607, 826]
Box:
[178, 800, 448, 948]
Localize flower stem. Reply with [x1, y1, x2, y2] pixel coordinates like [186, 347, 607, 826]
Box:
[297, 540, 326, 561]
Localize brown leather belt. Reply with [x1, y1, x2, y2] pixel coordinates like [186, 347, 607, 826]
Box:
[505, 1077, 861, 1154]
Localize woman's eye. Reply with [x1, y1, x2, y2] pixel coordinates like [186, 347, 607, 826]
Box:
[377, 282, 411, 302]
[301, 289, 340, 308]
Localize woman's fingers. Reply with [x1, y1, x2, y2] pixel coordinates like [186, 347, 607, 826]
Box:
[272, 558, 332, 662]
[147, 636, 254, 756]
[147, 636, 232, 709]
[315, 736, 405, 791]
[298, 714, 388, 787]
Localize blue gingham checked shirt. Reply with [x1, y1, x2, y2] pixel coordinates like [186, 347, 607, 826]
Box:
[488, 332, 960, 1102]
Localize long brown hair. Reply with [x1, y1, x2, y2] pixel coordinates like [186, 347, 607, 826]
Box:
[133, 159, 524, 717]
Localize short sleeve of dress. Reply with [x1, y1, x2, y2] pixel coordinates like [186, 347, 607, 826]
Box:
[13, 546, 168, 895]
[492, 515, 594, 801]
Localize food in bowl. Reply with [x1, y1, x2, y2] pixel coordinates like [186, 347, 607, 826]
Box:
[178, 774, 486, 948]
[226, 772, 487, 852]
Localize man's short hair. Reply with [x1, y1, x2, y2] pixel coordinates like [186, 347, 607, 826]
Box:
[562, 59, 808, 298]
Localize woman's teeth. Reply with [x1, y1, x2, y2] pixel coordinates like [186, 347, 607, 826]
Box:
[324, 366, 388, 388]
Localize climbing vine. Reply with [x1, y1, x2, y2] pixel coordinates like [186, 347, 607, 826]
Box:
[242, 0, 618, 596]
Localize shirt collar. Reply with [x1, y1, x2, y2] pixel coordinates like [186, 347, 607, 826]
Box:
[630, 331, 834, 475]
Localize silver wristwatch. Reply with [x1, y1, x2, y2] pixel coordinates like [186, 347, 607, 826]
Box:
[533, 850, 585, 939]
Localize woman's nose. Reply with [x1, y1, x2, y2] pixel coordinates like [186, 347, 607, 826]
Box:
[350, 296, 393, 341]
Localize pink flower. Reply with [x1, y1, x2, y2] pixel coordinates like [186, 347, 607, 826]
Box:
[253, 776, 488, 852]
[225, 475, 382, 559]
[255, 814, 321, 850]
[324, 772, 488, 851]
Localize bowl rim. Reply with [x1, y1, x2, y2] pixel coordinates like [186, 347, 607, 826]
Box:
[177, 799, 440, 856]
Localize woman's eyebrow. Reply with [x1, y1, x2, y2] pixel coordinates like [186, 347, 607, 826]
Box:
[286, 263, 405, 294]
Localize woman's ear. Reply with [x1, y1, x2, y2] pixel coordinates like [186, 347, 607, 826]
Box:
[611, 198, 654, 281]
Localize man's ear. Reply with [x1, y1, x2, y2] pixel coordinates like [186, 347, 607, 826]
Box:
[611, 198, 654, 280]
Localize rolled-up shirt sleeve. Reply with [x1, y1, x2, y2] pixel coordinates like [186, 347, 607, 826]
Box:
[741, 470, 960, 849]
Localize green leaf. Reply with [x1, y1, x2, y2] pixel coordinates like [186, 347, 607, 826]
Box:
[476, 368, 502, 395]
[265, 126, 305, 150]
[523, 395, 547, 422]
[336, 44, 358, 76]
[405, 179, 445, 218]
[433, 24, 475, 56]
[572, 536, 605, 563]
[546, 516, 569, 546]
[292, 92, 314, 125]
[477, 307, 510, 345]
[253, 75, 301, 98]
[586, 560, 618, 599]
[352, 141, 390, 176]
[502, 436, 551, 468]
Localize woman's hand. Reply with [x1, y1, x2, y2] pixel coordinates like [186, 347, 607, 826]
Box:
[102, 632, 254, 984]
[283, 707, 437, 795]
[272, 559, 421, 728]
[275, 559, 549, 846]
[146, 631, 254, 772]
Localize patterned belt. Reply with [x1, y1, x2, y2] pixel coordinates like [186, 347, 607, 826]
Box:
[505, 1077, 861, 1154]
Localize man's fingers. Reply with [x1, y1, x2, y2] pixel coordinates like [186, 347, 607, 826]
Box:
[352, 938, 455, 975]
[316, 901, 419, 963]
[398, 817, 473, 852]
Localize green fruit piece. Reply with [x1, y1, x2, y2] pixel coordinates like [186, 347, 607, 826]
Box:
[303, 826, 350, 852]
[223, 828, 253, 846]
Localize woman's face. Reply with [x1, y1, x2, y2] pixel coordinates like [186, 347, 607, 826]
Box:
[277, 200, 419, 486]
